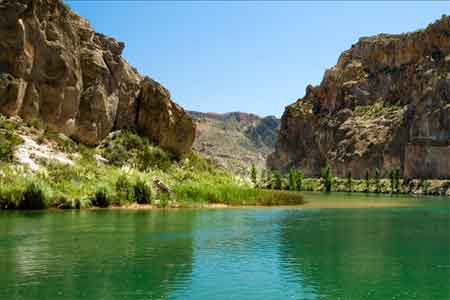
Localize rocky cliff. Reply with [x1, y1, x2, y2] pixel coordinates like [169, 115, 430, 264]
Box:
[190, 111, 279, 174]
[268, 16, 450, 179]
[0, 0, 195, 155]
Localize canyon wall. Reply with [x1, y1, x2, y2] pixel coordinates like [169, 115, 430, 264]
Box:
[268, 16, 450, 179]
[0, 0, 195, 155]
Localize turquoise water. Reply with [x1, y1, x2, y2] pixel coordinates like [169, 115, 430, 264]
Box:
[0, 193, 449, 299]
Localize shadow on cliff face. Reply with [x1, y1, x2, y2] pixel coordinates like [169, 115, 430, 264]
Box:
[0, 0, 195, 156]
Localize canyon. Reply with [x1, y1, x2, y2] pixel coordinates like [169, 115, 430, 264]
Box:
[269, 16, 450, 179]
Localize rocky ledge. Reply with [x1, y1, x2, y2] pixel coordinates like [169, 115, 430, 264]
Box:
[0, 0, 195, 155]
[268, 16, 450, 179]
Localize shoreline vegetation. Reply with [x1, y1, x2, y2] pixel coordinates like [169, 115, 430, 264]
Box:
[0, 116, 304, 210]
[253, 162, 450, 197]
[0, 115, 448, 211]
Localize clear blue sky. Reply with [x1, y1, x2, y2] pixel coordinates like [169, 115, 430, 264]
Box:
[67, 1, 449, 117]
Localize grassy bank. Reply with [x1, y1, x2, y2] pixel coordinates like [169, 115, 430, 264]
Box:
[0, 116, 303, 209]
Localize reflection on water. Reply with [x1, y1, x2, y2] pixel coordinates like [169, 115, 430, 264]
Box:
[278, 206, 450, 299]
[0, 194, 448, 300]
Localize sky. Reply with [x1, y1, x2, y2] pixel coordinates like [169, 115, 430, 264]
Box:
[67, 1, 449, 117]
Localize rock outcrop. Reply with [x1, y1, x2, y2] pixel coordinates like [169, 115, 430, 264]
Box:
[190, 111, 280, 174]
[0, 0, 195, 155]
[268, 16, 450, 179]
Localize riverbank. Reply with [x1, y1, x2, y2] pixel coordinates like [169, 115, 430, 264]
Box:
[0, 116, 302, 210]
[299, 178, 450, 196]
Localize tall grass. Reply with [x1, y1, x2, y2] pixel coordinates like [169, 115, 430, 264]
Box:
[173, 183, 304, 206]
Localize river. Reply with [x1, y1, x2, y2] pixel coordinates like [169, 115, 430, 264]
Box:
[0, 193, 448, 299]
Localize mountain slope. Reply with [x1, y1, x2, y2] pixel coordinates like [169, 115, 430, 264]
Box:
[0, 0, 194, 155]
[268, 16, 450, 179]
[189, 111, 279, 174]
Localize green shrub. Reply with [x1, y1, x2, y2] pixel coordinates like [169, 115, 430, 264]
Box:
[346, 171, 352, 192]
[138, 145, 172, 171]
[92, 186, 112, 208]
[321, 162, 333, 192]
[0, 131, 23, 162]
[103, 143, 129, 166]
[374, 168, 381, 193]
[133, 180, 152, 204]
[0, 117, 19, 131]
[365, 169, 371, 192]
[18, 181, 48, 210]
[250, 164, 257, 186]
[115, 174, 132, 202]
[0, 185, 21, 209]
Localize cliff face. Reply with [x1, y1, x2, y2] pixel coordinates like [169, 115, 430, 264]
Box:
[189, 111, 280, 174]
[0, 0, 195, 155]
[268, 16, 450, 179]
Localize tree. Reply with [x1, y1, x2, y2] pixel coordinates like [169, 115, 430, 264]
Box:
[389, 168, 401, 193]
[272, 171, 283, 190]
[365, 169, 370, 193]
[288, 168, 297, 191]
[296, 170, 304, 191]
[260, 169, 268, 187]
[394, 168, 401, 193]
[321, 162, 333, 192]
[346, 170, 352, 192]
[250, 164, 257, 186]
[374, 168, 381, 193]
[390, 169, 395, 193]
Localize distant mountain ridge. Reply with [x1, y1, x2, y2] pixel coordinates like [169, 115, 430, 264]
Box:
[189, 111, 280, 175]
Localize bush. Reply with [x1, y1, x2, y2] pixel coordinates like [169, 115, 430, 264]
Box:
[138, 145, 172, 171]
[0, 131, 23, 162]
[18, 181, 48, 210]
[0, 185, 21, 209]
[103, 143, 129, 166]
[115, 174, 132, 202]
[92, 186, 112, 208]
[132, 180, 152, 204]
[321, 162, 333, 192]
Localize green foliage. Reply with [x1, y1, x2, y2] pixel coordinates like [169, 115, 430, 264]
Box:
[287, 168, 304, 191]
[133, 180, 152, 204]
[321, 162, 333, 192]
[0, 131, 23, 162]
[271, 171, 284, 190]
[346, 171, 352, 192]
[0, 184, 21, 209]
[101, 130, 174, 171]
[288, 168, 297, 191]
[92, 186, 112, 208]
[420, 180, 430, 194]
[354, 102, 402, 120]
[374, 168, 381, 193]
[173, 183, 303, 206]
[115, 174, 132, 202]
[18, 180, 48, 210]
[0, 117, 19, 131]
[365, 169, 370, 192]
[250, 164, 257, 186]
[389, 168, 401, 193]
[138, 145, 172, 171]
[42, 127, 78, 153]
[103, 143, 128, 166]
[295, 169, 304, 191]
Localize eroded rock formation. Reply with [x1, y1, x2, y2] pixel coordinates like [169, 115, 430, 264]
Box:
[0, 0, 195, 155]
[190, 111, 280, 174]
[268, 16, 450, 179]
